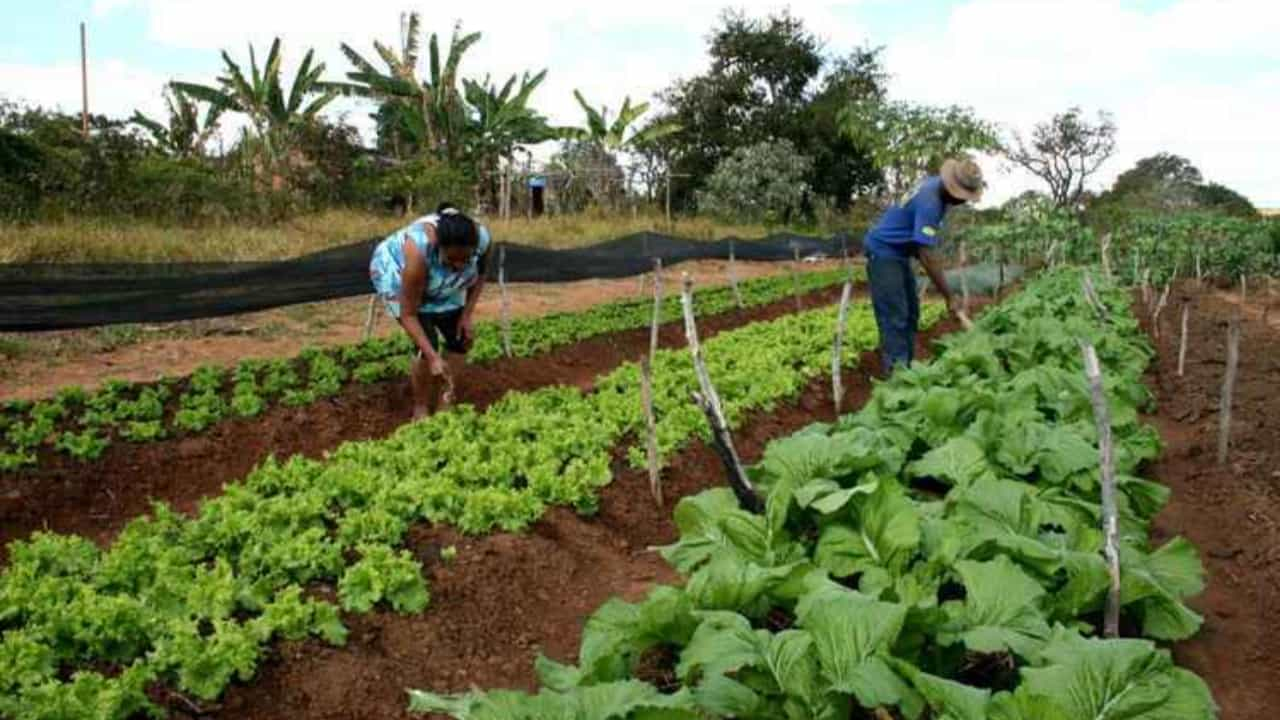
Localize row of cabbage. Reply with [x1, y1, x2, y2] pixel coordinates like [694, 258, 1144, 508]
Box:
[413, 269, 1214, 720]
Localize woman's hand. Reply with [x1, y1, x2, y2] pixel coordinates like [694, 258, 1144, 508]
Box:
[423, 347, 448, 377]
[458, 314, 475, 352]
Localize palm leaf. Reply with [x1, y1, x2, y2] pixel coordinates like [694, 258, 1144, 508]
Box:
[339, 43, 381, 77]
[286, 49, 315, 114]
[572, 89, 607, 139]
[403, 12, 422, 68]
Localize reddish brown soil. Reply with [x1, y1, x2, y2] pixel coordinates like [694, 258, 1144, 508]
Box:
[1145, 283, 1280, 720]
[194, 318, 964, 720]
[0, 285, 852, 558]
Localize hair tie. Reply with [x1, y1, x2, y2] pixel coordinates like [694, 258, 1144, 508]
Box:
[440, 207, 460, 216]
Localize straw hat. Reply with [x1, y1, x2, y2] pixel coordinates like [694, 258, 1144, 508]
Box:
[940, 158, 985, 202]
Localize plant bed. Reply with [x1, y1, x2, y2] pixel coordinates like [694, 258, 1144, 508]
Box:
[0, 282, 855, 556]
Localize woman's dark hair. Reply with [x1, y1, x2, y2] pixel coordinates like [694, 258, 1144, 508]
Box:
[434, 201, 478, 248]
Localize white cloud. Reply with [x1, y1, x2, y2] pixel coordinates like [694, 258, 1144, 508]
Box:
[884, 0, 1280, 207]
[0, 58, 169, 120]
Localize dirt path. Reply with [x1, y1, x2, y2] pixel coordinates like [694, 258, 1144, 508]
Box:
[0, 283, 853, 558]
[198, 318, 965, 720]
[1147, 282, 1280, 720]
[0, 260, 818, 401]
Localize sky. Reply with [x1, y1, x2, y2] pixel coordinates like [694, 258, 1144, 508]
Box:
[2, 0, 1278, 207]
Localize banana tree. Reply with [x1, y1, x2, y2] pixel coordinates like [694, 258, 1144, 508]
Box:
[561, 91, 680, 206]
[463, 69, 557, 205]
[172, 37, 335, 170]
[564, 91, 681, 152]
[330, 14, 479, 162]
[130, 86, 224, 159]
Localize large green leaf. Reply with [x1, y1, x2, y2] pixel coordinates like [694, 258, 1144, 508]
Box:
[939, 557, 1051, 659]
[575, 586, 697, 684]
[1012, 630, 1216, 720]
[1120, 538, 1205, 641]
[890, 658, 992, 720]
[813, 479, 921, 580]
[795, 585, 914, 710]
[908, 436, 995, 487]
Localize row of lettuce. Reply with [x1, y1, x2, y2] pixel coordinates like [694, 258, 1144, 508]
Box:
[0, 267, 851, 471]
[0, 291, 940, 718]
[412, 269, 1215, 720]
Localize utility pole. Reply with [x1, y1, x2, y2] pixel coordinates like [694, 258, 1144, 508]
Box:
[80, 22, 89, 140]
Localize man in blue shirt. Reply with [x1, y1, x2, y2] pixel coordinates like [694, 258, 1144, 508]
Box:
[863, 157, 984, 372]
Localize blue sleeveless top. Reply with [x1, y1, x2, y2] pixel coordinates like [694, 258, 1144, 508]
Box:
[369, 214, 492, 316]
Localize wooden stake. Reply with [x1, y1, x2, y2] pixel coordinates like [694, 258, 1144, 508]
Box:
[362, 295, 378, 340]
[1081, 273, 1107, 320]
[639, 354, 662, 507]
[1217, 316, 1241, 465]
[649, 257, 663, 368]
[1099, 233, 1113, 280]
[791, 246, 802, 311]
[958, 240, 970, 312]
[1240, 275, 1248, 305]
[499, 244, 512, 357]
[1151, 282, 1172, 340]
[728, 239, 743, 309]
[1194, 252, 1203, 285]
[831, 280, 853, 415]
[1081, 343, 1122, 638]
[680, 273, 760, 512]
[1177, 302, 1190, 377]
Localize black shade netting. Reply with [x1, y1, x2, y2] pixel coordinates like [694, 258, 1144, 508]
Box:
[1, 231, 860, 331]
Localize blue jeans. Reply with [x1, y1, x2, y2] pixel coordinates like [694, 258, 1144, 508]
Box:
[867, 254, 919, 372]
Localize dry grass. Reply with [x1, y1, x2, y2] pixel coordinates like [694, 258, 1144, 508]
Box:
[0, 208, 819, 264]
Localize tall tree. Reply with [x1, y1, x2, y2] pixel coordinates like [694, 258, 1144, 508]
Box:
[563, 91, 679, 152]
[172, 38, 335, 171]
[1003, 107, 1117, 208]
[840, 100, 997, 203]
[331, 15, 480, 162]
[655, 10, 886, 210]
[463, 70, 557, 206]
[804, 47, 888, 208]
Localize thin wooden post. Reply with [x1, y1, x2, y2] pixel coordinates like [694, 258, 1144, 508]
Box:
[959, 240, 970, 312]
[1099, 233, 1113, 280]
[362, 295, 379, 340]
[728, 239, 743, 309]
[639, 354, 662, 507]
[791, 246, 802, 311]
[1081, 343, 1122, 638]
[1151, 282, 1172, 340]
[664, 170, 672, 225]
[1194, 252, 1203, 285]
[80, 22, 89, 140]
[1240, 275, 1248, 305]
[680, 273, 760, 512]
[1217, 316, 1242, 465]
[649, 257, 663, 368]
[1081, 273, 1107, 320]
[499, 244, 512, 357]
[1177, 301, 1190, 377]
[831, 280, 853, 415]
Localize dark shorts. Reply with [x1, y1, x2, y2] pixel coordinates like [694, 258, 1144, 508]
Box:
[419, 308, 469, 355]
